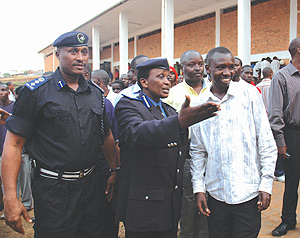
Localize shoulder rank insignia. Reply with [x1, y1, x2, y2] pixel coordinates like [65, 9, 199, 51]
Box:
[25, 77, 48, 91]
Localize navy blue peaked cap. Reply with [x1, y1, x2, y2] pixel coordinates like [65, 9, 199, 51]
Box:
[136, 58, 169, 71]
[53, 31, 89, 47]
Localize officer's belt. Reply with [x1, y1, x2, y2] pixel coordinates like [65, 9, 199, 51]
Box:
[39, 165, 95, 181]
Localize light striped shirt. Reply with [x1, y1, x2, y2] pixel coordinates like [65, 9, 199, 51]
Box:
[256, 78, 272, 111]
[190, 81, 277, 204]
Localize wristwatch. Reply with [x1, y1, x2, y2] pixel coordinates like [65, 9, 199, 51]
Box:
[109, 166, 120, 173]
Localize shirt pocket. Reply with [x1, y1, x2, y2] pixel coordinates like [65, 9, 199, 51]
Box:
[43, 107, 71, 140]
[90, 107, 103, 135]
[126, 186, 166, 228]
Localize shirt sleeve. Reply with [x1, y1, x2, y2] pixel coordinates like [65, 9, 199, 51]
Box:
[190, 122, 207, 194]
[252, 88, 277, 194]
[5, 87, 38, 139]
[104, 98, 118, 141]
[267, 72, 286, 147]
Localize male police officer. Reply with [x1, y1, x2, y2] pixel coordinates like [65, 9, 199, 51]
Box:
[1, 31, 118, 237]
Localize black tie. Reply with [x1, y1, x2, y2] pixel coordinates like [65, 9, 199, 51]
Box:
[156, 105, 165, 117]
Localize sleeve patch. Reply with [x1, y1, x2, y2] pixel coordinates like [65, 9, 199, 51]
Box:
[25, 77, 48, 91]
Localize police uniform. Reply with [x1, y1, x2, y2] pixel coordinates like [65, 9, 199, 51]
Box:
[115, 59, 188, 238]
[5, 31, 111, 237]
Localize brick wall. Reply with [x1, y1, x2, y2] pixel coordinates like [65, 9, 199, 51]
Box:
[54, 55, 59, 71]
[44, 53, 53, 72]
[100, 47, 111, 60]
[42, 0, 297, 69]
[113, 45, 119, 62]
[174, 17, 216, 58]
[220, 10, 238, 56]
[44, 53, 59, 72]
[251, 0, 290, 54]
[129, 41, 135, 59]
[137, 33, 161, 58]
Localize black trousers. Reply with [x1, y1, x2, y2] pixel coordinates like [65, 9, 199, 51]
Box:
[33, 170, 106, 238]
[99, 163, 119, 238]
[281, 157, 300, 226]
[207, 194, 261, 238]
[125, 228, 178, 238]
[281, 127, 300, 226]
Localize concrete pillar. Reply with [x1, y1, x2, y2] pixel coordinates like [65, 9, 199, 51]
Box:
[290, 0, 297, 43]
[134, 35, 137, 57]
[238, 0, 251, 65]
[161, 0, 174, 65]
[215, 9, 221, 47]
[119, 11, 129, 75]
[52, 50, 55, 72]
[111, 43, 114, 74]
[92, 26, 100, 70]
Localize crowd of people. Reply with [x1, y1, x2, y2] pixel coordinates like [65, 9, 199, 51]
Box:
[0, 30, 299, 238]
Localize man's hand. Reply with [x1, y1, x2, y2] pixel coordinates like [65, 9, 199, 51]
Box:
[257, 191, 271, 212]
[4, 197, 32, 234]
[0, 108, 11, 125]
[105, 172, 117, 202]
[195, 192, 211, 216]
[178, 95, 220, 130]
[278, 145, 288, 159]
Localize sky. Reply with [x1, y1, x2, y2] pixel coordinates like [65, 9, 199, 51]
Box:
[0, 0, 120, 74]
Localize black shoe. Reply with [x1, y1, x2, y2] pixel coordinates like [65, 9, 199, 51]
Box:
[272, 223, 295, 236]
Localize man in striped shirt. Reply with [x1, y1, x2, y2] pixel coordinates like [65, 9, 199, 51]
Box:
[256, 67, 273, 111]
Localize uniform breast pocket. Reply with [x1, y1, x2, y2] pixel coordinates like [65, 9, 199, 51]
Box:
[90, 107, 103, 135]
[43, 107, 71, 140]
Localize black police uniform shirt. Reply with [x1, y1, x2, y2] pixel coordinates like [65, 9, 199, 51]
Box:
[5, 68, 111, 171]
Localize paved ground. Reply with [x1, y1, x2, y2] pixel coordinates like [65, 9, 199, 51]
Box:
[0, 180, 299, 237]
[260, 180, 300, 238]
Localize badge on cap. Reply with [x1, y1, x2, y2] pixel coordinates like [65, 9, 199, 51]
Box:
[77, 33, 85, 44]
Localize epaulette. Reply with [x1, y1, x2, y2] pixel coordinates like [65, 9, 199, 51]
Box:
[89, 80, 104, 93]
[122, 94, 142, 102]
[25, 77, 48, 91]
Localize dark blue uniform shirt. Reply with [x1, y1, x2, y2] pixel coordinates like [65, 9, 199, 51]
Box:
[6, 68, 111, 171]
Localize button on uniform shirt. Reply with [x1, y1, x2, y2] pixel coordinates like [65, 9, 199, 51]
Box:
[256, 78, 272, 111]
[5, 68, 111, 171]
[268, 62, 300, 147]
[190, 81, 277, 204]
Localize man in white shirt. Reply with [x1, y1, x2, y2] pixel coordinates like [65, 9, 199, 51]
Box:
[256, 67, 273, 110]
[6, 82, 15, 102]
[271, 56, 280, 74]
[190, 47, 277, 238]
[253, 61, 261, 80]
[261, 57, 272, 78]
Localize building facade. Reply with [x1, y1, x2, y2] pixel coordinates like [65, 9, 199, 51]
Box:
[39, 0, 299, 78]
